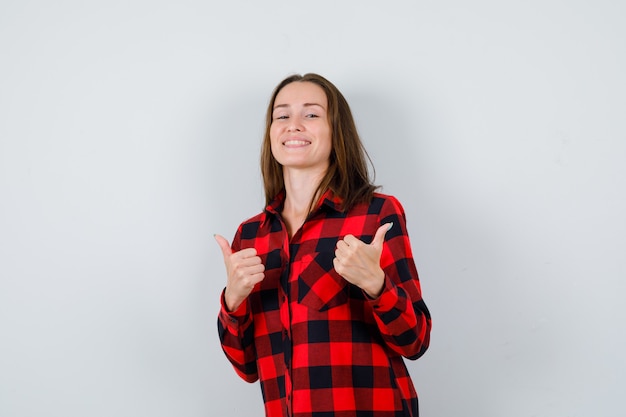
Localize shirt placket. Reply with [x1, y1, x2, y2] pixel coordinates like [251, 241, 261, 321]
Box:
[279, 231, 297, 416]
[279, 269, 291, 415]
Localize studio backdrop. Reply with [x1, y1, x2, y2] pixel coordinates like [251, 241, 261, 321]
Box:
[1, 1, 624, 416]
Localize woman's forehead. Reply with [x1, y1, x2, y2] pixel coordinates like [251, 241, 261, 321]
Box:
[274, 82, 328, 109]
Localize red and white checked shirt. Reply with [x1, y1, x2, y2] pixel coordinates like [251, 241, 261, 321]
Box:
[218, 190, 431, 417]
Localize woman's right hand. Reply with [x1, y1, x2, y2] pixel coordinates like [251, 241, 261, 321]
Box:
[214, 234, 265, 311]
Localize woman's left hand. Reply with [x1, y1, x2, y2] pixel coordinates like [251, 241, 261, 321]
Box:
[333, 223, 392, 299]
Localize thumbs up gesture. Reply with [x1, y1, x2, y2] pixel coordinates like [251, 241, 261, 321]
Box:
[214, 234, 265, 312]
[333, 223, 393, 299]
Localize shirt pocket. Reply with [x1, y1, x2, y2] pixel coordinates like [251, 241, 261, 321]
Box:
[297, 251, 348, 312]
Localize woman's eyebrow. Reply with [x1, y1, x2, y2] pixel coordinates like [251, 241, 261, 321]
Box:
[273, 102, 325, 110]
[303, 102, 325, 109]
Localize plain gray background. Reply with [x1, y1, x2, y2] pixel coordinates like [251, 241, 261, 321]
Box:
[1, 1, 625, 416]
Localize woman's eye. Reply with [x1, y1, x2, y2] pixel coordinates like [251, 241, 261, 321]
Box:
[275, 115, 288, 120]
[306, 114, 319, 118]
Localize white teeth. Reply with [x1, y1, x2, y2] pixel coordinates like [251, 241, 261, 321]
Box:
[284, 140, 309, 146]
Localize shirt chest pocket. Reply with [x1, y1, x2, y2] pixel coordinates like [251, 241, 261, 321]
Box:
[296, 251, 349, 312]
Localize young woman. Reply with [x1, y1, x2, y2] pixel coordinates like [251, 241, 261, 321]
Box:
[215, 73, 431, 417]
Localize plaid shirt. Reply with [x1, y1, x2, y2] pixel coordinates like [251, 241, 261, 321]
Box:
[218, 190, 431, 417]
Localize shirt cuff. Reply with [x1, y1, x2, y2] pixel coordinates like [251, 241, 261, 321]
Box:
[367, 275, 400, 312]
[219, 288, 250, 330]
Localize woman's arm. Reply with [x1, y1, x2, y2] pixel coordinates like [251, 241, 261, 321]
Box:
[217, 292, 259, 382]
[369, 195, 432, 360]
[216, 228, 262, 382]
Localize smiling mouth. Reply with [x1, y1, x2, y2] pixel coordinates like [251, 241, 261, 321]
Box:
[283, 139, 311, 146]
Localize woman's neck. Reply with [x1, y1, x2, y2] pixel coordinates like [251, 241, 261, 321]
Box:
[281, 167, 326, 237]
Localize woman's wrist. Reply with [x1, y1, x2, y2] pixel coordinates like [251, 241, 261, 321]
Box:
[362, 269, 385, 299]
[224, 287, 243, 312]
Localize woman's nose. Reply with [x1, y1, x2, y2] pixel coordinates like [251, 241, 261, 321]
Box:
[287, 119, 303, 132]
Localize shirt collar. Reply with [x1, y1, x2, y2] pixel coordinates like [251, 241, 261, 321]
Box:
[264, 189, 344, 218]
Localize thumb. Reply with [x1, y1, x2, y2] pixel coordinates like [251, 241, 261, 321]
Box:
[214, 234, 233, 259]
[371, 222, 393, 247]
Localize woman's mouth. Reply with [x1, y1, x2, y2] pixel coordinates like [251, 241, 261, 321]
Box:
[283, 139, 311, 147]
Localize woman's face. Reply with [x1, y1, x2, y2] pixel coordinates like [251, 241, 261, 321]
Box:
[269, 81, 332, 174]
